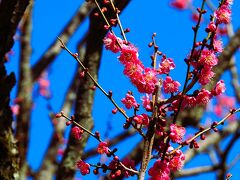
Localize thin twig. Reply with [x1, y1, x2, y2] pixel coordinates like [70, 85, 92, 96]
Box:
[57, 37, 145, 138]
[168, 108, 240, 156]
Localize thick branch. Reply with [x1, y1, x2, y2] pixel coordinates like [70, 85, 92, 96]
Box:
[56, 10, 106, 180]
[174, 165, 219, 178]
[56, 1, 130, 179]
[16, 4, 33, 177]
[36, 67, 81, 180]
[217, 125, 240, 180]
[0, 0, 29, 179]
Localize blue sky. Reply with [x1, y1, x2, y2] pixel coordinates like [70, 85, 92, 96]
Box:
[6, 0, 240, 179]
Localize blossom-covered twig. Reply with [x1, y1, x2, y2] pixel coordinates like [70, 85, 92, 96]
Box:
[168, 108, 240, 156]
[162, 0, 207, 161]
[57, 37, 145, 137]
[57, 112, 139, 175]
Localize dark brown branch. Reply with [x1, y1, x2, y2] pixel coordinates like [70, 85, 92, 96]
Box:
[0, 0, 29, 179]
[174, 165, 219, 178]
[56, 1, 130, 179]
[229, 57, 240, 103]
[217, 124, 240, 180]
[36, 30, 86, 179]
[0, 0, 29, 59]
[15, 4, 33, 178]
[36, 64, 82, 180]
[82, 128, 137, 160]
[56, 11, 106, 180]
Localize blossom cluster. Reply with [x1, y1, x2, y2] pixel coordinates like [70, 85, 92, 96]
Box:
[149, 150, 185, 180]
[103, 33, 158, 94]
[57, 0, 235, 179]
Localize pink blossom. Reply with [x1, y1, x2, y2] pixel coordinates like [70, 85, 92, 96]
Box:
[169, 150, 185, 171]
[213, 37, 223, 53]
[76, 160, 90, 175]
[11, 104, 20, 116]
[207, 21, 216, 32]
[163, 76, 180, 94]
[122, 158, 136, 177]
[196, 89, 212, 105]
[217, 26, 228, 36]
[141, 68, 158, 93]
[123, 62, 144, 79]
[199, 50, 218, 67]
[141, 94, 152, 111]
[38, 78, 49, 88]
[38, 73, 50, 97]
[215, 5, 231, 24]
[121, 93, 138, 109]
[71, 126, 84, 140]
[168, 99, 180, 112]
[133, 114, 149, 126]
[171, 0, 191, 10]
[97, 141, 109, 154]
[158, 58, 176, 74]
[149, 160, 170, 180]
[213, 80, 226, 96]
[118, 44, 139, 65]
[131, 69, 157, 94]
[214, 104, 222, 117]
[191, 12, 204, 23]
[57, 148, 64, 156]
[217, 95, 235, 108]
[170, 124, 186, 143]
[224, 0, 233, 6]
[103, 32, 122, 53]
[182, 96, 196, 108]
[198, 67, 215, 85]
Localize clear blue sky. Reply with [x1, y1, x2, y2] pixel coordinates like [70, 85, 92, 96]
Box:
[6, 0, 240, 179]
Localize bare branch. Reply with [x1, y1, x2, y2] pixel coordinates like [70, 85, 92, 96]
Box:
[36, 67, 81, 180]
[174, 165, 219, 178]
[56, 9, 106, 180]
[31, 2, 94, 80]
[0, 0, 30, 179]
[217, 124, 240, 180]
[184, 120, 240, 164]
[15, 3, 33, 178]
[82, 128, 137, 160]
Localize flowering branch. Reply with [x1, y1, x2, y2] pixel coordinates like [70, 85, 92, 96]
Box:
[108, 0, 128, 42]
[57, 37, 145, 137]
[57, 112, 139, 175]
[168, 108, 240, 156]
[31, 2, 94, 80]
[162, 0, 207, 161]
[82, 128, 137, 160]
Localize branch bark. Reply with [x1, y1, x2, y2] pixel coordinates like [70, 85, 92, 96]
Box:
[16, 3, 33, 179]
[56, 1, 130, 179]
[0, 0, 29, 179]
[56, 9, 106, 180]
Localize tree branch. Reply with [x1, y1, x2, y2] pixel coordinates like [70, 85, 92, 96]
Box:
[15, 3, 33, 178]
[0, 0, 29, 179]
[31, 1, 94, 80]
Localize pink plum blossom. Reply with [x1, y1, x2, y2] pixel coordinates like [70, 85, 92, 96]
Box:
[163, 76, 180, 94]
[76, 160, 90, 175]
[170, 124, 186, 143]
